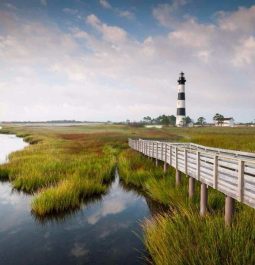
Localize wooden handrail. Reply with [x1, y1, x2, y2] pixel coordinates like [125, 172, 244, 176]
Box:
[128, 138, 255, 212]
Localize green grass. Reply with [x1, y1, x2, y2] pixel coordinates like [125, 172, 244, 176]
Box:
[1, 124, 255, 263]
[0, 126, 117, 216]
[144, 206, 255, 265]
[32, 177, 107, 216]
[117, 126, 255, 265]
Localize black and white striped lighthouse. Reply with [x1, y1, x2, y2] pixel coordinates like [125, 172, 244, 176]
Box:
[176, 72, 186, 127]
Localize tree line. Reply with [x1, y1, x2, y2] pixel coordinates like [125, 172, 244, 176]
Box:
[141, 113, 231, 126]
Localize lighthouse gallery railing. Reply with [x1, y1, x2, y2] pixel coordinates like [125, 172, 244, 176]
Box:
[128, 138, 255, 209]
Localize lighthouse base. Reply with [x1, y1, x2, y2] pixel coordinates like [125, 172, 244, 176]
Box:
[176, 115, 186, 127]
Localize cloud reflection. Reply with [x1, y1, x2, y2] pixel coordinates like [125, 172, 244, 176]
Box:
[87, 178, 140, 225]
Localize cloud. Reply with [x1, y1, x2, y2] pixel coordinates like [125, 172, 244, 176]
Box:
[70, 243, 89, 258]
[118, 10, 135, 20]
[153, 0, 187, 27]
[86, 14, 127, 43]
[99, 0, 135, 20]
[99, 0, 112, 9]
[63, 8, 78, 15]
[218, 6, 255, 33]
[232, 36, 255, 67]
[0, 5, 255, 122]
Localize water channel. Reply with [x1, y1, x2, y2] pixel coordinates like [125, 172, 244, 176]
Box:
[0, 134, 159, 265]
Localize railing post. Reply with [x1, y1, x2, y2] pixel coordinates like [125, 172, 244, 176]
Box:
[155, 142, 158, 166]
[225, 195, 235, 226]
[170, 145, 172, 166]
[175, 147, 181, 186]
[184, 149, 188, 175]
[189, 177, 195, 199]
[213, 155, 218, 189]
[238, 160, 244, 202]
[200, 183, 208, 216]
[197, 151, 200, 181]
[151, 142, 154, 159]
[161, 142, 163, 160]
[164, 143, 168, 173]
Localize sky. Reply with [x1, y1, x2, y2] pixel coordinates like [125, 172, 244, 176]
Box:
[0, 0, 255, 122]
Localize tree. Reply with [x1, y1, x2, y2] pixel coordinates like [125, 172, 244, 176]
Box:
[197, 117, 206, 126]
[213, 113, 224, 126]
[169, 115, 176, 126]
[182, 116, 193, 126]
[158, 115, 170, 125]
[143, 116, 152, 124]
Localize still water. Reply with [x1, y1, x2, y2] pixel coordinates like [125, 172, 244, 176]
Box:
[0, 134, 154, 265]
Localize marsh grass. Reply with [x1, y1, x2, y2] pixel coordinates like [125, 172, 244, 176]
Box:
[32, 177, 107, 216]
[0, 126, 117, 216]
[118, 126, 255, 265]
[144, 205, 255, 265]
[1, 124, 255, 263]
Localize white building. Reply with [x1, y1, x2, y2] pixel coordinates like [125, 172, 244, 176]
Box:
[215, 118, 235, 127]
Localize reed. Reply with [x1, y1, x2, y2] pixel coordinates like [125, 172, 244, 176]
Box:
[1, 124, 255, 263]
[0, 126, 117, 216]
[118, 126, 255, 265]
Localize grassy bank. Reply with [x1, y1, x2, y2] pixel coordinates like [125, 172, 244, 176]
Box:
[1, 124, 255, 263]
[0, 126, 118, 216]
[117, 126, 255, 265]
[0, 124, 178, 217]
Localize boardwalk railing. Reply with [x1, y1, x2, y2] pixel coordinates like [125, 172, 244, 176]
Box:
[128, 138, 255, 225]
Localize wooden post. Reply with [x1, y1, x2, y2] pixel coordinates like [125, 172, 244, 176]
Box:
[175, 147, 181, 186]
[189, 177, 195, 199]
[176, 169, 181, 186]
[197, 151, 200, 181]
[151, 142, 154, 159]
[169, 145, 172, 166]
[161, 142, 164, 160]
[184, 149, 188, 175]
[175, 147, 178, 169]
[213, 155, 218, 189]
[200, 183, 208, 216]
[238, 160, 244, 202]
[225, 195, 235, 226]
[155, 142, 158, 166]
[164, 143, 168, 173]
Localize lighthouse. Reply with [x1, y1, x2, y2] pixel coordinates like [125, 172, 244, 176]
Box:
[176, 72, 186, 127]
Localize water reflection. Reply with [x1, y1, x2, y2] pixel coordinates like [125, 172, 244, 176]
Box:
[0, 134, 28, 164]
[0, 134, 166, 265]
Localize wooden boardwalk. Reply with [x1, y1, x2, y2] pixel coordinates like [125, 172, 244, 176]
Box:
[128, 138, 255, 225]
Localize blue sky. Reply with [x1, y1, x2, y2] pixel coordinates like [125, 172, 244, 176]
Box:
[0, 0, 255, 122]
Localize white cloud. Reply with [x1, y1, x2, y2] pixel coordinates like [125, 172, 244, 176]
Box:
[86, 14, 127, 43]
[63, 8, 78, 15]
[99, 0, 112, 9]
[99, 0, 135, 20]
[118, 10, 135, 20]
[218, 6, 255, 33]
[232, 36, 255, 67]
[153, 0, 187, 27]
[0, 5, 254, 122]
